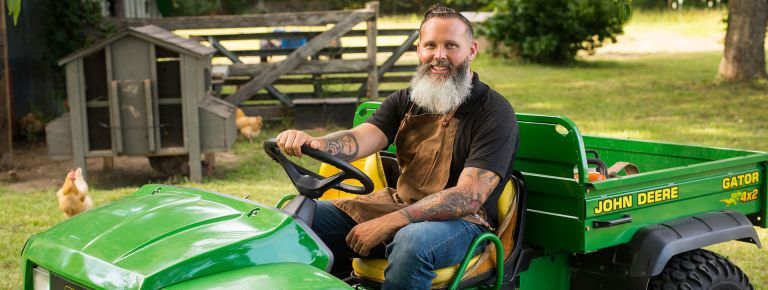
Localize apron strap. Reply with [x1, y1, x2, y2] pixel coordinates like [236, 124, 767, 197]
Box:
[406, 102, 416, 115]
[441, 108, 459, 127]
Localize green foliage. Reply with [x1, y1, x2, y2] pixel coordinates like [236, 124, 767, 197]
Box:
[167, 0, 220, 16]
[479, 0, 630, 64]
[6, 0, 21, 25]
[40, 0, 111, 114]
[220, 0, 253, 14]
[44, 0, 106, 60]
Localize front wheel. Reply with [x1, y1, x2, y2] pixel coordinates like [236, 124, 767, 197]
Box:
[648, 249, 752, 290]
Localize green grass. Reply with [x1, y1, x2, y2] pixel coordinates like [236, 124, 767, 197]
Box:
[4, 9, 768, 290]
[627, 8, 727, 36]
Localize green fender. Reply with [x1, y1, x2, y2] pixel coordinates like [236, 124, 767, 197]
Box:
[164, 263, 352, 290]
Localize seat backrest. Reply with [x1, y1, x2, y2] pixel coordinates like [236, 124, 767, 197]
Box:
[497, 179, 515, 224]
[448, 171, 527, 288]
[504, 171, 527, 258]
[488, 173, 523, 259]
[317, 152, 389, 200]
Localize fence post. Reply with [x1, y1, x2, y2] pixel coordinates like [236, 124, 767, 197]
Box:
[365, 1, 379, 101]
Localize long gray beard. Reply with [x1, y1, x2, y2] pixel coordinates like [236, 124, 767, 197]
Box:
[409, 59, 472, 114]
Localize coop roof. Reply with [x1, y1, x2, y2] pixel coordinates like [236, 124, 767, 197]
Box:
[58, 25, 216, 65]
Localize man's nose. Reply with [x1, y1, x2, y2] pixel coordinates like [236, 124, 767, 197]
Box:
[433, 46, 448, 61]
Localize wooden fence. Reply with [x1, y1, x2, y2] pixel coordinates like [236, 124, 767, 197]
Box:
[121, 2, 419, 124]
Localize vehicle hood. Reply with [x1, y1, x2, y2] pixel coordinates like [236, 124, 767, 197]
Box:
[22, 185, 330, 289]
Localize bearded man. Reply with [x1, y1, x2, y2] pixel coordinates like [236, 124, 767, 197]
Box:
[275, 4, 518, 289]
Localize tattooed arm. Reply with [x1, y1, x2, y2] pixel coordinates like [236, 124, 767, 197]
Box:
[346, 167, 501, 256]
[399, 167, 500, 222]
[276, 123, 387, 161]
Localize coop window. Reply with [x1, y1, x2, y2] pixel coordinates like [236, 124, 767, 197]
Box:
[155, 46, 181, 99]
[86, 107, 112, 150]
[158, 104, 184, 148]
[83, 49, 108, 102]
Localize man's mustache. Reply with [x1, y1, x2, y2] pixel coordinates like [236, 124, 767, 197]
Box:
[419, 59, 457, 75]
[428, 59, 451, 68]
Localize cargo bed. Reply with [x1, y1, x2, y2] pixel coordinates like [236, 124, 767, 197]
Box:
[354, 103, 768, 253]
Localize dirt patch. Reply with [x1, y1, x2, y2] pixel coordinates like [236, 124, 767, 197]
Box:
[0, 142, 241, 192]
[598, 31, 723, 55]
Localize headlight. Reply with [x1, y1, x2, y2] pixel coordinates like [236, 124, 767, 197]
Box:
[32, 267, 49, 290]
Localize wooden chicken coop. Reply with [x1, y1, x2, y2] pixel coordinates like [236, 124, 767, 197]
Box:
[48, 25, 237, 182]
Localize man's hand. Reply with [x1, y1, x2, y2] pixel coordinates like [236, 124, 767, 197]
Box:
[276, 130, 322, 158]
[346, 212, 409, 256]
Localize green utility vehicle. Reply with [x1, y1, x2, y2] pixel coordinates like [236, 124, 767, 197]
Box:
[21, 102, 766, 290]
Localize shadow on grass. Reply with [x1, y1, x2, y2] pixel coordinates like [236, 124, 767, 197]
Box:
[87, 167, 177, 190]
[475, 53, 641, 70]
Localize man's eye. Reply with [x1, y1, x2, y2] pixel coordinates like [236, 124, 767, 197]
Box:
[447, 43, 457, 48]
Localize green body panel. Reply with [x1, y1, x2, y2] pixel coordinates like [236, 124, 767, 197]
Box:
[518, 252, 571, 290]
[21, 185, 331, 289]
[164, 263, 351, 290]
[353, 102, 768, 254]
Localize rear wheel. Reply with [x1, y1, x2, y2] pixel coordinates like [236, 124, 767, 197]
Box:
[648, 249, 752, 290]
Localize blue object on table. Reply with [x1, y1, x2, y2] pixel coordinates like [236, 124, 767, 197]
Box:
[274, 28, 307, 49]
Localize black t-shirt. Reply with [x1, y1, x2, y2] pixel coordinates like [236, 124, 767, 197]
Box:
[366, 72, 519, 227]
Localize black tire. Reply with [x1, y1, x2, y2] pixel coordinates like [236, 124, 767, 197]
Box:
[648, 249, 753, 290]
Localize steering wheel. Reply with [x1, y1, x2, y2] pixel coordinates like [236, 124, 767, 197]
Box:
[263, 138, 374, 199]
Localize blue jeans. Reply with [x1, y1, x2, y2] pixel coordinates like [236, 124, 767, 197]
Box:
[312, 200, 486, 289]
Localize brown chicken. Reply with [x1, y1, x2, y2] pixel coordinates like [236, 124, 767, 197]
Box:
[56, 168, 93, 217]
[235, 108, 263, 143]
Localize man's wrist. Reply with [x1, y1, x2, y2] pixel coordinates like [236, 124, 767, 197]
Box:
[390, 211, 411, 229]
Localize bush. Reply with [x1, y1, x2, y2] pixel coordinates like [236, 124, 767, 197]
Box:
[479, 0, 630, 64]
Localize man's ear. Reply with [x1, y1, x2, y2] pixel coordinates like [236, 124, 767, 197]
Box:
[415, 41, 421, 54]
[468, 40, 478, 61]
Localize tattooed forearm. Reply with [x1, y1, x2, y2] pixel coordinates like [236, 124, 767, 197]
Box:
[400, 185, 480, 222]
[399, 167, 500, 222]
[319, 131, 360, 162]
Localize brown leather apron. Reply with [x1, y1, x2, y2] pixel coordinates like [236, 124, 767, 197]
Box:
[331, 104, 489, 227]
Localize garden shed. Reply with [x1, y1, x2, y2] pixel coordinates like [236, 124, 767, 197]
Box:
[49, 25, 237, 182]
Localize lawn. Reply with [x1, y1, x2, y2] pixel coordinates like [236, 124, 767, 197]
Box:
[3, 9, 768, 290]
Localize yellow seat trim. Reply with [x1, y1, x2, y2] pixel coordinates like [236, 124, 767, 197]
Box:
[352, 255, 481, 287]
[317, 152, 388, 200]
[497, 180, 515, 222]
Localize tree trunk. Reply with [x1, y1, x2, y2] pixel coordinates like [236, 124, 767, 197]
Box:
[718, 0, 768, 81]
[0, 0, 13, 170]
